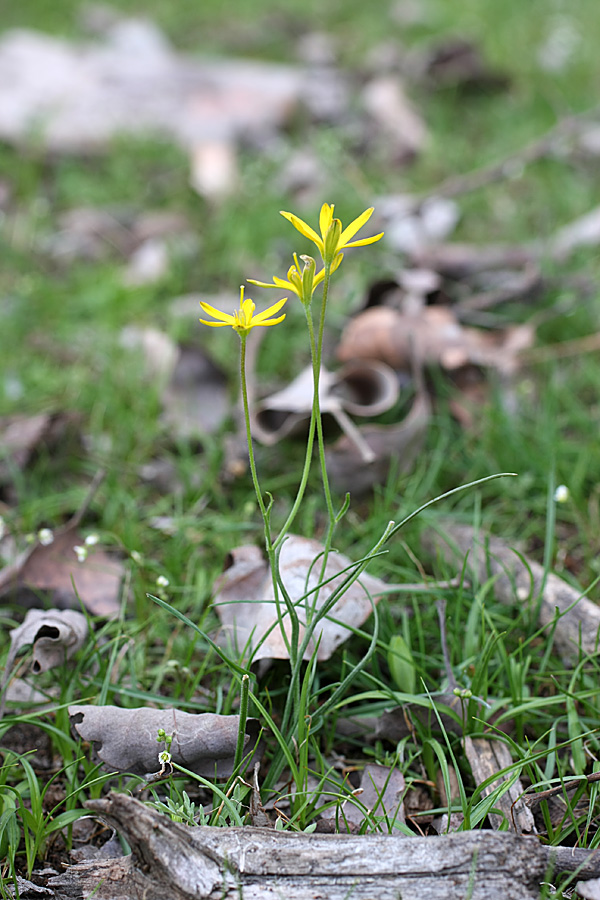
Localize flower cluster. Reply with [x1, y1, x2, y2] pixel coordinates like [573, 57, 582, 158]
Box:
[198, 204, 382, 332]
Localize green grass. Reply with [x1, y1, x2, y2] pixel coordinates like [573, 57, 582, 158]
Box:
[1, 0, 600, 896]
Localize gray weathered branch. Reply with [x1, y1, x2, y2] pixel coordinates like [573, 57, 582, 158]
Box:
[48, 792, 555, 900]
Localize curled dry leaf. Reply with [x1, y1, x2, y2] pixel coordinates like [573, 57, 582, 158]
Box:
[0, 609, 87, 717]
[213, 535, 402, 663]
[5, 609, 88, 676]
[325, 389, 430, 495]
[336, 305, 534, 377]
[253, 362, 398, 463]
[68, 705, 260, 777]
[0, 525, 124, 618]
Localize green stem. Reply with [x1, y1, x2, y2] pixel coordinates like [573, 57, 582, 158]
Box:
[233, 673, 250, 772]
[274, 367, 317, 550]
[240, 334, 270, 532]
[313, 264, 336, 528]
[240, 336, 296, 664]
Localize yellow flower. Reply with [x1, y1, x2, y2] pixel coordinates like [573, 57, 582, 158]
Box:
[199, 286, 287, 336]
[279, 203, 383, 265]
[248, 253, 342, 305]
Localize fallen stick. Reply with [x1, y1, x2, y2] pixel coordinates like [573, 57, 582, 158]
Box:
[423, 523, 600, 662]
[49, 792, 551, 900]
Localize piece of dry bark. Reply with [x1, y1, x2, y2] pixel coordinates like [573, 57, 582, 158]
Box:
[68, 705, 260, 777]
[424, 523, 600, 662]
[464, 737, 535, 834]
[213, 536, 403, 663]
[47, 791, 554, 900]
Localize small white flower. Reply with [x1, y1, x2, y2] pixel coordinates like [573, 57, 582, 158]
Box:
[73, 545, 88, 563]
[130, 550, 142, 564]
[554, 485, 569, 503]
[84, 534, 99, 546]
[38, 528, 54, 546]
[156, 575, 170, 588]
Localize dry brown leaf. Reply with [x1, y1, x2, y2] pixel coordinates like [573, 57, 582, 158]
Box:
[374, 695, 465, 742]
[6, 608, 88, 675]
[0, 525, 124, 617]
[68, 705, 260, 777]
[162, 343, 229, 439]
[341, 763, 406, 828]
[0, 412, 80, 487]
[424, 523, 600, 662]
[336, 305, 534, 376]
[253, 362, 398, 463]
[213, 535, 401, 662]
[325, 390, 430, 495]
[549, 205, 600, 260]
[44, 206, 191, 264]
[122, 237, 170, 286]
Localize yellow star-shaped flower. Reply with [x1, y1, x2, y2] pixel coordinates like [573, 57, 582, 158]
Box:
[279, 203, 383, 265]
[199, 286, 287, 336]
[248, 253, 342, 305]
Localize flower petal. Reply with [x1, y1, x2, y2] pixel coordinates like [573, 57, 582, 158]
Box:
[331, 252, 344, 273]
[252, 297, 288, 324]
[344, 232, 384, 249]
[256, 313, 286, 328]
[199, 301, 235, 324]
[199, 319, 232, 327]
[241, 297, 256, 318]
[280, 210, 323, 248]
[319, 203, 334, 237]
[339, 207, 374, 245]
[247, 278, 277, 288]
